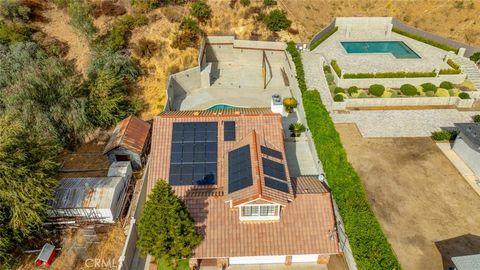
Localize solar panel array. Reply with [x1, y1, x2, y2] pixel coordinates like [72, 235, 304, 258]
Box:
[262, 157, 289, 193]
[228, 145, 253, 193]
[224, 121, 236, 141]
[261, 146, 283, 160]
[169, 122, 218, 185]
[264, 177, 289, 193]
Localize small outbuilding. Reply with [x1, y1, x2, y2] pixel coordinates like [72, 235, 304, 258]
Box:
[35, 243, 56, 267]
[103, 116, 151, 170]
[453, 123, 480, 176]
[49, 162, 132, 223]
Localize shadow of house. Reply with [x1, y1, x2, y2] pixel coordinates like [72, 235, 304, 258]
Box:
[435, 234, 480, 269]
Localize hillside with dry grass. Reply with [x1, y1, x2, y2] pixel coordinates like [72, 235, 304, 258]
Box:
[33, 0, 479, 119]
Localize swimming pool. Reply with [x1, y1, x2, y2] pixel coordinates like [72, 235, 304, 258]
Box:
[341, 41, 420, 59]
[207, 104, 239, 110]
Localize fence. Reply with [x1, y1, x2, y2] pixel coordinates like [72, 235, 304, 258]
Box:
[286, 53, 358, 270]
[117, 161, 150, 270]
[308, 20, 336, 49]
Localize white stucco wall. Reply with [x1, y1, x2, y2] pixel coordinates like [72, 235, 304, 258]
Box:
[453, 135, 480, 176]
[229, 256, 286, 265]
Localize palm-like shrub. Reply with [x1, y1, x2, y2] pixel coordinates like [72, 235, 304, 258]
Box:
[289, 122, 306, 137]
[283, 97, 298, 113]
[400, 84, 417, 96]
[369, 84, 385, 97]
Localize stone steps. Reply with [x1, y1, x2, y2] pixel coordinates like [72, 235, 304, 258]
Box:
[452, 56, 480, 90]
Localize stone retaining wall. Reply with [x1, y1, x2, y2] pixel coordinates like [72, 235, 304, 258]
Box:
[334, 73, 467, 88]
[333, 96, 474, 110]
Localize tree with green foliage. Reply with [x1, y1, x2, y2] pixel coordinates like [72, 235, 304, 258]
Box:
[172, 17, 201, 49]
[131, 0, 185, 11]
[264, 9, 291, 32]
[0, 0, 31, 21]
[0, 112, 61, 265]
[86, 50, 142, 128]
[263, 0, 276, 6]
[138, 180, 202, 267]
[0, 42, 90, 146]
[471, 52, 480, 63]
[94, 14, 148, 52]
[190, 0, 211, 22]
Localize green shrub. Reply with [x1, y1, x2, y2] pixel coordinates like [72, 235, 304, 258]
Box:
[400, 84, 417, 96]
[447, 58, 460, 70]
[286, 42, 306, 93]
[421, 82, 437, 93]
[334, 87, 345, 94]
[323, 65, 331, 73]
[473, 115, 480, 123]
[263, 0, 276, 6]
[131, 0, 186, 11]
[431, 130, 458, 141]
[0, 21, 31, 45]
[325, 73, 334, 85]
[439, 81, 454, 89]
[1, 0, 31, 21]
[357, 90, 368, 98]
[68, 1, 97, 40]
[439, 68, 461, 75]
[381, 90, 392, 98]
[461, 80, 476, 91]
[392, 28, 459, 53]
[435, 88, 450, 97]
[330, 60, 341, 77]
[310, 26, 338, 50]
[264, 9, 291, 32]
[289, 122, 305, 137]
[347, 86, 358, 96]
[369, 84, 385, 97]
[240, 0, 250, 6]
[425, 91, 435, 97]
[333, 93, 344, 102]
[94, 14, 148, 51]
[449, 88, 461, 97]
[471, 52, 480, 63]
[458, 92, 470, 99]
[190, 0, 211, 22]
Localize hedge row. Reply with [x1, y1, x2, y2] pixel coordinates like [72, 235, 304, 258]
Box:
[392, 27, 459, 53]
[331, 59, 342, 77]
[286, 42, 401, 270]
[343, 70, 436, 79]
[310, 26, 338, 50]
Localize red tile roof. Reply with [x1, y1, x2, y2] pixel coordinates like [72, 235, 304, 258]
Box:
[147, 108, 340, 258]
[103, 116, 151, 155]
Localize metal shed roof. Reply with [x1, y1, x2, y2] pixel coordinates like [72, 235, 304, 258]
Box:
[455, 123, 480, 150]
[452, 254, 480, 270]
[53, 177, 123, 209]
[103, 116, 151, 155]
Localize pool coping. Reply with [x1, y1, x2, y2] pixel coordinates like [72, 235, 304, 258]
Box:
[336, 39, 423, 61]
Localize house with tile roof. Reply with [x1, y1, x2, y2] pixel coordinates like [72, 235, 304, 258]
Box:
[104, 116, 151, 170]
[147, 108, 340, 268]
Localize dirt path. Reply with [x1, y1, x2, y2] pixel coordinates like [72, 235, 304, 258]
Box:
[336, 123, 480, 270]
[35, 5, 91, 77]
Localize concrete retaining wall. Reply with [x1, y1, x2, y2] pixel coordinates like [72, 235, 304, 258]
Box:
[335, 17, 391, 32]
[309, 20, 337, 49]
[333, 96, 474, 110]
[165, 67, 201, 110]
[334, 73, 467, 88]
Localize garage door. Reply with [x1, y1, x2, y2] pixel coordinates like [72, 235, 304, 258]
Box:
[291, 254, 318, 263]
[229, 255, 286, 264]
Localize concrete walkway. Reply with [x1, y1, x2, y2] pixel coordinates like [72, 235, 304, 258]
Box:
[301, 51, 333, 111]
[437, 142, 480, 197]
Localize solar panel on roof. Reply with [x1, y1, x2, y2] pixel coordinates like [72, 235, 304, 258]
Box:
[262, 158, 286, 180]
[169, 122, 218, 186]
[265, 177, 289, 193]
[228, 145, 253, 193]
[261, 146, 283, 160]
[224, 121, 236, 141]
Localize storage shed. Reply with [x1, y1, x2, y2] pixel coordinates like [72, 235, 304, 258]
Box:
[49, 162, 132, 223]
[103, 116, 151, 170]
[453, 123, 480, 176]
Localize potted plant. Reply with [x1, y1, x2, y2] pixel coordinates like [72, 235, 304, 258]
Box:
[289, 122, 305, 137]
[283, 97, 298, 113]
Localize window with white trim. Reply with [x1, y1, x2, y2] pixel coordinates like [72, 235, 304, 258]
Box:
[241, 205, 279, 219]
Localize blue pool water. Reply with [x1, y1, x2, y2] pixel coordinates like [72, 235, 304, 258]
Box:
[341, 41, 420, 59]
[207, 104, 238, 110]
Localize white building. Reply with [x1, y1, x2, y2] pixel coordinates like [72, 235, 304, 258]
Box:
[49, 162, 132, 223]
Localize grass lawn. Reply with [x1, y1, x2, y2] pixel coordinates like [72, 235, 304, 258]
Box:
[157, 258, 189, 270]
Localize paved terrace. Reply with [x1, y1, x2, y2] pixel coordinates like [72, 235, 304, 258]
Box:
[311, 30, 452, 73]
